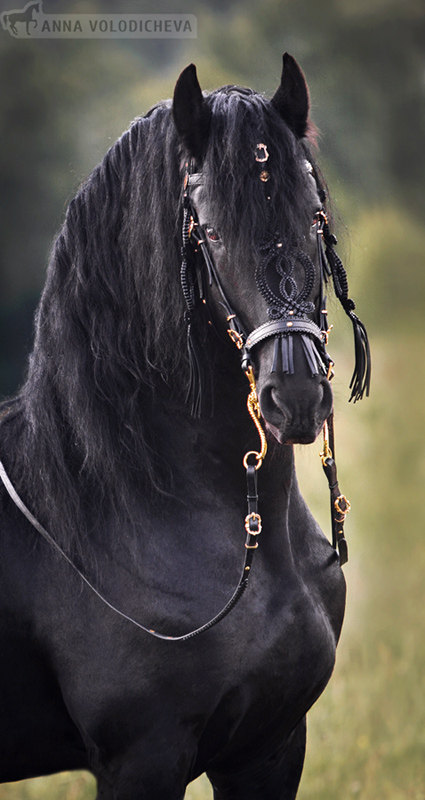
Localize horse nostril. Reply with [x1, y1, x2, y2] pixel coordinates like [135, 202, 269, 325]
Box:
[259, 383, 288, 427]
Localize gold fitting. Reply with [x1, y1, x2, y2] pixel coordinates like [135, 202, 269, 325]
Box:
[320, 419, 332, 465]
[227, 328, 244, 350]
[248, 391, 261, 420]
[320, 450, 332, 467]
[245, 541, 259, 550]
[316, 209, 328, 226]
[321, 324, 334, 346]
[326, 360, 335, 381]
[245, 365, 256, 393]
[259, 170, 270, 182]
[188, 216, 196, 237]
[334, 495, 351, 520]
[245, 512, 262, 535]
[255, 143, 269, 162]
[243, 367, 268, 468]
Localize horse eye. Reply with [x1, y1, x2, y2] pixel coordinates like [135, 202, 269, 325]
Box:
[206, 227, 220, 243]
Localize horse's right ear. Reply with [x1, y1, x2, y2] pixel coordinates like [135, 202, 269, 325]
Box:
[271, 53, 310, 139]
[173, 64, 211, 161]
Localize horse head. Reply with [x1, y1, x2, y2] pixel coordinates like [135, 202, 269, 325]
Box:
[172, 55, 336, 445]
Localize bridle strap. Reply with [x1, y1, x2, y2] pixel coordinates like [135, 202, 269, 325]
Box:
[245, 318, 324, 351]
[320, 413, 350, 565]
[183, 163, 348, 566]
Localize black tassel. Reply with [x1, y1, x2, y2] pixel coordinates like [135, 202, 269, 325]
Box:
[280, 335, 294, 374]
[281, 335, 289, 373]
[271, 335, 281, 373]
[300, 334, 322, 377]
[185, 316, 203, 418]
[346, 307, 371, 402]
[288, 335, 294, 374]
[181, 196, 209, 417]
[324, 233, 371, 402]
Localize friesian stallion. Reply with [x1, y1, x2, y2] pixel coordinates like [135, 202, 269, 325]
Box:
[0, 55, 370, 798]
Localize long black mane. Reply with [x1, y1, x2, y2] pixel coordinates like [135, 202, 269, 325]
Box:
[1, 86, 318, 554]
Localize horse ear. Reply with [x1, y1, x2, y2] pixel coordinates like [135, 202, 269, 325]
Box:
[271, 53, 310, 139]
[173, 64, 211, 160]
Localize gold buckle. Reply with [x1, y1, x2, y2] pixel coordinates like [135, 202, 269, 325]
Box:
[334, 495, 351, 522]
[321, 325, 334, 346]
[244, 512, 262, 535]
[227, 328, 244, 350]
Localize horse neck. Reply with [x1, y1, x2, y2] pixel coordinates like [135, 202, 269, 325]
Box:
[156, 360, 296, 511]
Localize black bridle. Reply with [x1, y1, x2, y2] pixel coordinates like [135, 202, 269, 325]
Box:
[180, 145, 371, 571]
[181, 150, 370, 409]
[0, 144, 370, 643]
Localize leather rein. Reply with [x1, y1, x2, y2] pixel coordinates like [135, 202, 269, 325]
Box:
[0, 146, 368, 641]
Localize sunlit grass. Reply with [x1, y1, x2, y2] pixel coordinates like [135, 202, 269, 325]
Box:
[0, 774, 95, 800]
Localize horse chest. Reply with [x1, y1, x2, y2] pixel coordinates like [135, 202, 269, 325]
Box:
[158, 561, 343, 770]
[214, 571, 339, 719]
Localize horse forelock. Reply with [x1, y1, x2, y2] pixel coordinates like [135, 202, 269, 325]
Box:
[202, 87, 315, 256]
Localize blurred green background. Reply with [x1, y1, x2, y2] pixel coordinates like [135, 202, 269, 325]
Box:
[0, 0, 424, 798]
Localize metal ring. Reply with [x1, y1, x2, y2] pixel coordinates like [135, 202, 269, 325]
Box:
[243, 450, 263, 470]
[255, 143, 269, 163]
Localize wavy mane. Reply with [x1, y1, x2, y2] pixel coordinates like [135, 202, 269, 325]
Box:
[0, 86, 319, 555]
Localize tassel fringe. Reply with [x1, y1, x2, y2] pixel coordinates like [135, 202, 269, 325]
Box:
[271, 333, 326, 378]
[324, 238, 371, 402]
[347, 309, 371, 402]
[186, 317, 204, 418]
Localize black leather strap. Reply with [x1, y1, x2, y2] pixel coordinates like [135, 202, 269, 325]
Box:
[320, 414, 349, 565]
[245, 318, 324, 352]
[0, 458, 260, 642]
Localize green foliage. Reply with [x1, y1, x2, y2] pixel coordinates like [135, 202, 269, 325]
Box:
[347, 208, 425, 333]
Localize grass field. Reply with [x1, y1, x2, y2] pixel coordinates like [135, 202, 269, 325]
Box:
[1, 327, 424, 798]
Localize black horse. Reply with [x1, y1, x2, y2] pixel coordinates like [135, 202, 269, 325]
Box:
[0, 55, 368, 798]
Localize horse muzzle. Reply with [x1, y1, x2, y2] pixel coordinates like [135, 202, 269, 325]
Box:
[243, 320, 333, 445]
[259, 370, 333, 445]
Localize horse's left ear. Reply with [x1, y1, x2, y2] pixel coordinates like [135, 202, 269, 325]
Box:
[173, 63, 211, 161]
[271, 53, 310, 139]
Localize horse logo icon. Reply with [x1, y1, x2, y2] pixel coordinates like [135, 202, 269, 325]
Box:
[1, 1, 41, 37]
[0, 3, 196, 39]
